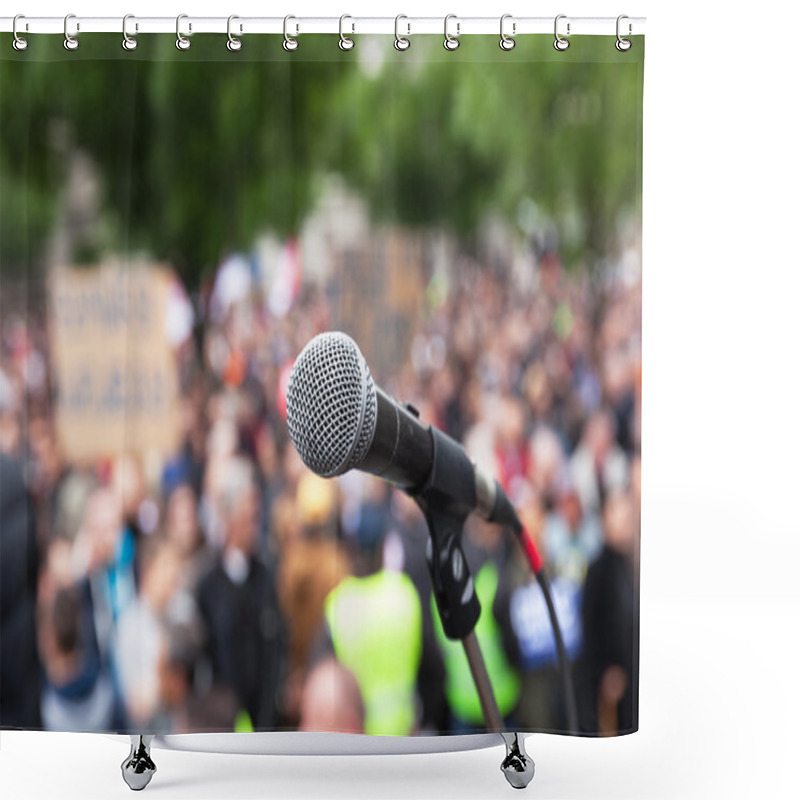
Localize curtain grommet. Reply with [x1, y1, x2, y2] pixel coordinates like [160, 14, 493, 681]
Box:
[122, 14, 138, 51]
[554, 14, 570, 51]
[444, 14, 460, 51]
[394, 15, 411, 51]
[176, 14, 191, 50]
[227, 15, 243, 51]
[499, 14, 516, 51]
[339, 14, 355, 51]
[64, 13, 79, 51]
[13, 14, 29, 51]
[616, 15, 632, 51]
[283, 15, 299, 51]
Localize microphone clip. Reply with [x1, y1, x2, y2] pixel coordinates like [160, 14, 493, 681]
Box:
[413, 427, 504, 731]
[413, 427, 482, 641]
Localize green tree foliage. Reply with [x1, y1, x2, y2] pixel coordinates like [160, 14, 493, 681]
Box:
[328, 36, 643, 266]
[1, 35, 350, 279]
[0, 33, 642, 283]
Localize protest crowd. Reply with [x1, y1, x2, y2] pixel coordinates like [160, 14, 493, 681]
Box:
[0, 235, 641, 738]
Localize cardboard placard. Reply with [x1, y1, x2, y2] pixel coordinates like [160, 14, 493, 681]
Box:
[49, 263, 181, 461]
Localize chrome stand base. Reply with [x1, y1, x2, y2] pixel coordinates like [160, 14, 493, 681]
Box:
[500, 733, 534, 790]
[121, 735, 157, 791]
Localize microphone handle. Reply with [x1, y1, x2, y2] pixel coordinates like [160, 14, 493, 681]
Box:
[360, 388, 520, 527]
[359, 388, 434, 490]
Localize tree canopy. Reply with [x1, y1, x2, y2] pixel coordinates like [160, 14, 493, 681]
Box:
[0, 33, 643, 283]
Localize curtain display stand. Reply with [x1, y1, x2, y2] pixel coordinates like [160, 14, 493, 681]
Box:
[120, 731, 534, 791]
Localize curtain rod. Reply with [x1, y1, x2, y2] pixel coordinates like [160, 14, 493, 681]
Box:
[1, 16, 646, 38]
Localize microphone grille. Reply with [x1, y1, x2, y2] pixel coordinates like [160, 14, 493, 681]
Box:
[286, 332, 378, 478]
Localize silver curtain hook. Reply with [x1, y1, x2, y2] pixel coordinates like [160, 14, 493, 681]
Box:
[554, 14, 570, 51]
[283, 15, 299, 51]
[499, 14, 516, 51]
[122, 14, 138, 51]
[339, 14, 355, 50]
[443, 14, 460, 51]
[12, 14, 28, 51]
[64, 13, 79, 51]
[176, 14, 191, 50]
[227, 15, 242, 51]
[394, 14, 410, 51]
[616, 14, 632, 51]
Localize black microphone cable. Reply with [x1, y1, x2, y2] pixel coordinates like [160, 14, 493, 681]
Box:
[509, 514, 580, 734]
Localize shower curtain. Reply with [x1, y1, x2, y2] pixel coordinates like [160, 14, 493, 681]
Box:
[0, 30, 643, 739]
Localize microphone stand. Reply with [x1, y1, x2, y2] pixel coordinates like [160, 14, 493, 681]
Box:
[463, 630, 503, 733]
[414, 495, 504, 733]
[412, 426, 534, 788]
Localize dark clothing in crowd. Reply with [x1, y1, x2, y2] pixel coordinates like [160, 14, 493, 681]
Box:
[1, 240, 641, 738]
[0, 453, 42, 728]
[461, 534, 522, 670]
[395, 517, 447, 731]
[40, 582, 125, 732]
[197, 555, 284, 729]
[577, 544, 638, 734]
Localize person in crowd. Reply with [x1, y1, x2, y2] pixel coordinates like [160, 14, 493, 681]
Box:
[115, 539, 184, 727]
[383, 487, 447, 733]
[69, 485, 137, 718]
[114, 455, 150, 542]
[201, 413, 241, 550]
[508, 484, 562, 731]
[154, 621, 204, 732]
[277, 472, 349, 725]
[38, 583, 120, 731]
[52, 470, 96, 544]
[544, 484, 603, 586]
[161, 377, 210, 499]
[299, 657, 365, 734]
[170, 684, 241, 734]
[196, 456, 285, 730]
[25, 415, 63, 538]
[163, 482, 212, 592]
[577, 488, 639, 734]
[321, 488, 423, 736]
[0, 451, 42, 727]
[254, 420, 287, 561]
[602, 348, 637, 454]
[0, 368, 21, 457]
[492, 395, 530, 496]
[527, 425, 567, 511]
[570, 409, 629, 515]
[431, 516, 522, 733]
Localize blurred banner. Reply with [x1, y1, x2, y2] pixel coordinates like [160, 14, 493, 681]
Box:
[49, 263, 180, 460]
[333, 231, 425, 378]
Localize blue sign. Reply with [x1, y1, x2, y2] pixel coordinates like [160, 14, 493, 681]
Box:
[510, 577, 583, 669]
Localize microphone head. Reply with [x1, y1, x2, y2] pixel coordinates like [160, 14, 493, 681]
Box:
[286, 332, 378, 478]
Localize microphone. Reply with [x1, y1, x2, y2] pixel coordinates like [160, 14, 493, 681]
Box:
[286, 332, 578, 731]
[286, 331, 518, 528]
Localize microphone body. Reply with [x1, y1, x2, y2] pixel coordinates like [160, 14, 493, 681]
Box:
[365, 388, 515, 527]
[360, 387, 433, 489]
[286, 332, 517, 528]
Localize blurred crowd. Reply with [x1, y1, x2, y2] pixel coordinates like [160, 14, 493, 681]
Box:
[0, 244, 640, 737]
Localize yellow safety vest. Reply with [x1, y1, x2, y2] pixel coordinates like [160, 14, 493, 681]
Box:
[432, 561, 520, 724]
[325, 570, 422, 736]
